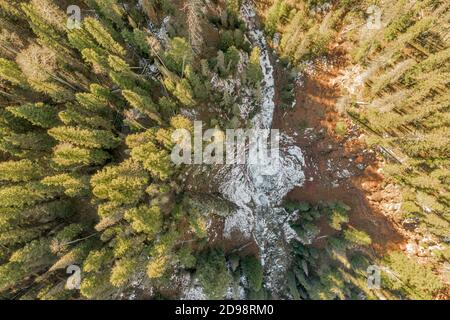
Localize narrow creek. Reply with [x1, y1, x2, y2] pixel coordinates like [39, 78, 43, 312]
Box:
[139, 1, 308, 299]
[213, 1, 307, 297]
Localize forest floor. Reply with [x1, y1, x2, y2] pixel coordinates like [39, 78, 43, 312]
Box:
[272, 46, 407, 255]
[205, 44, 409, 259]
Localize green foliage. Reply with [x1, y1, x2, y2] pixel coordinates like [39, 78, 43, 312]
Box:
[334, 121, 347, 136]
[383, 252, 444, 300]
[7, 103, 59, 128]
[385, 11, 415, 41]
[128, 131, 174, 181]
[241, 256, 263, 292]
[224, 46, 241, 74]
[48, 126, 120, 149]
[53, 143, 110, 167]
[84, 17, 125, 56]
[150, 0, 175, 16]
[110, 258, 138, 287]
[287, 270, 301, 299]
[0, 182, 60, 208]
[196, 250, 232, 300]
[176, 246, 197, 269]
[122, 28, 150, 55]
[284, 201, 310, 213]
[343, 227, 372, 247]
[0, 57, 28, 87]
[42, 174, 90, 197]
[265, 0, 291, 36]
[327, 202, 350, 231]
[86, 0, 125, 27]
[164, 37, 194, 75]
[80, 272, 113, 299]
[83, 248, 114, 273]
[0, 160, 44, 182]
[122, 90, 162, 124]
[124, 205, 162, 238]
[91, 160, 149, 205]
[0, 131, 55, 158]
[246, 47, 263, 86]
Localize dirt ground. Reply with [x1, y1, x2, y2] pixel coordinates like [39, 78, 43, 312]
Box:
[272, 48, 406, 254]
[204, 47, 407, 258]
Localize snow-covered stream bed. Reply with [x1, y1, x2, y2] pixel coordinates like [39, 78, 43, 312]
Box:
[137, 1, 307, 299]
[213, 1, 306, 296]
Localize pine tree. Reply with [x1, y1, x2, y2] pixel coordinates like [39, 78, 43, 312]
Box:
[16, 44, 75, 101]
[327, 203, 350, 231]
[121, 28, 150, 56]
[59, 105, 113, 130]
[0, 182, 60, 208]
[225, 46, 241, 74]
[344, 227, 372, 247]
[80, 272, 113, 299]
[0, 58, 28, 87]
[53, 143, 110, 168]
[196, 249, 231, 300]
[9, 238, 54, 271]
[75, 90, 110, 115]
[0, 159, 44, 182]
[241, 256, 263, 292]
[83, 17, 126, 56]
[20, 0, 68, 52]
[48, 241, 94, 272]
[164, 37, 194, 75]
[85, 0, 125, 28]
[147, 254, 169, 279]
[130, 140, 174, 181]
[110, 258, 138, 287]
[7, 103, 59, 128]
[42, 174, 90, 197]
[265, 0, 291, 36]
[383, 252, 444, 299]
[1, 200, 73, 231]
[0, 131, 55, 158]
[122, 90, 162, 124]
[246, 47, 263, 86]
[81, 48, 109, 74]
[91, 160, 149, 205]
[124, 205, 163, 238]
[48, 126, 120, 149]
[83, 248, 114, 273]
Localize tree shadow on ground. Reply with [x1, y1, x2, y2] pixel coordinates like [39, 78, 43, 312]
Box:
[272, 53, 405, 254]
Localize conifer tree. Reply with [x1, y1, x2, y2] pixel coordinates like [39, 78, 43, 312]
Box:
[83, 17, 126, 57]
[91, 160, 149, 205]
[0, 58, 28, 87]
[48, 126, 120, 149]
[52, 143, 110, 168]
[122, 90, 162, 124]
[85, 0, 125, 28]
[7, 103, 59, 128]
[124, 205, 163, 238]
[42, 174, 90, 197]
[196, 249, 232, 300]
[110, 257, 138, 288]
[246, 47, 263, 86]
[0, 159, 44, 182]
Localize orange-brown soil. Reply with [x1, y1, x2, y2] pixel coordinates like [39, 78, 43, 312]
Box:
[272, 50, 406, 254]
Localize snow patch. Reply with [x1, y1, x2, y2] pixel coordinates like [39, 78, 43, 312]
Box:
[213, 1, 307, 296]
